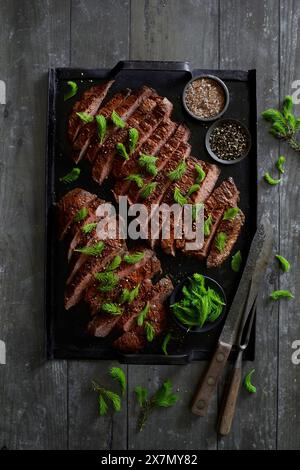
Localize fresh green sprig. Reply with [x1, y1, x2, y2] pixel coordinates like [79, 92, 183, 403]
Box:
[187, 184, 200, 198]
[168, 161, 187, 182]
[60, 167, 81, 184]
[215, 232, 227, 253]
[138, 154, 158, 176]
[195, 163, 206, 184]
[95, 271, 119, 292]
[75, 241, 105, 256]
[204, 214, 213, 237]
[124, 252, 145, 264]
[106, 255, 122, 271]
[137, 302, 150, 326]
[140, 182, 157, 199]
[244, 369, 257, 394]
[111, 110, 125, 128]
[116, 142, 129, 160]
[270, 289, 294, 300]
[76, 112, 94, 123]
[96, 114, 107, 144]
[173, 187, 188, 206]
[101, 303, 122, 316]
[119, 284, 140, 304]
[82, 222, 98, 234]
[129, 128, 139, 154]
[92, 380, 121, 416]
[64, 81, 78, 101]
[135, 380, 179, 432]
[73, 207, 88, 223]
[125, 174, 144, 189]
[144, 322, 155, 342]
[110, 367, 126, 396]
[223, 207, 240, 221]
[275, 254, 290, 272]
[262, 96, 300, 153]
[264, 172, 281, 185]
[161, 333, 172, 356]
[231, 250, 242, 272]
[276, 155, 286, 174]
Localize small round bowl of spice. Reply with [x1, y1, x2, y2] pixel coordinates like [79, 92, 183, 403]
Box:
[183, 75, 229, 121]
[169, 273, 226, 333]
[206, 118, 251, 164]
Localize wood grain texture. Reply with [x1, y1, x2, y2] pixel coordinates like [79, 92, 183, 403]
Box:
[218, 0, 280, 450]
[128, 0, 219, 450]
[67, 0, 130, 451]
[0, 0, 70, 450]
[277, 0, 300, 450]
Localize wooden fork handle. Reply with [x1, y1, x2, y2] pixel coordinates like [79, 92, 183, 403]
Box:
[191, 341, 232, 417]
[218, 356, 242, 436]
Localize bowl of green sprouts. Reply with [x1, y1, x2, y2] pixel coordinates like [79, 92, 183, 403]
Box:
[170, 273, 227, 333]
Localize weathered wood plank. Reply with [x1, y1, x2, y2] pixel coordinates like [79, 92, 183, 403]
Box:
[218, 0, 280, 450]
[277, 0, 300, 450]
[128, 0, 219, 450]
[0, 0, 70, 450]
[67, 0, 130, 450]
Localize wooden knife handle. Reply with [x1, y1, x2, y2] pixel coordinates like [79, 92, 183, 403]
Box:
[218, 360, 242, 436]
[191, 341, 232, 416]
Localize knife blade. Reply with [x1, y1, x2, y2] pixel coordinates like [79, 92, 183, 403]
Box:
[191, 220, 273, 416]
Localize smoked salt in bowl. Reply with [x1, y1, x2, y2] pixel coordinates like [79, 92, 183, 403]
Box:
[169, 275, 227, 334]
[182, 75, 229, 122]
[205, 118, 252, 165]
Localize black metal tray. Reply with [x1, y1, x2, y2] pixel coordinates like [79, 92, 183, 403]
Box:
[45, 61, 257, 364]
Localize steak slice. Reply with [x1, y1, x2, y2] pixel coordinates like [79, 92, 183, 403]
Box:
[92, 98, 172, 185]
[67, 197, 103, 262]
[72, 89, 131, 163]
[113, 277, 173, 353]
[84, 248, 161, 315]
[57, 188, 97, 240]
[68, 81, 114, 143]
[113, 123, 190, 202]
[113, 119, 177, 199]
[182, 177, 240, 258]
[64, 237, 126, 310]
[87, 254, 161, 337]
[207, 210, 245, 268]
[85, 86, 155, 164]
[160, 157, 220, 255]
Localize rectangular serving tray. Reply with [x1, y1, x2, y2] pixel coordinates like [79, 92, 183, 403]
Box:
[45, 61, 257, 364]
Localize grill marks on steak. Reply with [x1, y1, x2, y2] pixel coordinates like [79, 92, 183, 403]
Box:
[113, 277, 173, 353]
[160, 157, 220, 255]
[86, 86, 155, 166]
[207, 211, 245, 268]
[57, 188, 97, 240]
[72, 89, 131, 163]
[68, 81, 114, 143]
[87, 253, 161, 337]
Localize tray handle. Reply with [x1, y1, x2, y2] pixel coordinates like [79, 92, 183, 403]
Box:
[110, 60, 192, 76]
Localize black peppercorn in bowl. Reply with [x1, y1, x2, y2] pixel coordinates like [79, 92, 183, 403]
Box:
[182, 75, 229, 122]
[205, 118, 252, 165]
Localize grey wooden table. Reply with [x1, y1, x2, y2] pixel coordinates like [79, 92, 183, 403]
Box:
[0, 0, 300, 450]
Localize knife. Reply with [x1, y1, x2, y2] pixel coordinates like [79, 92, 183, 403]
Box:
[191, 220, 273, 416]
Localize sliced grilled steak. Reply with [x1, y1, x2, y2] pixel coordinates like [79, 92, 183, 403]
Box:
[57, 188, 97, 240]
[113, 277, 173, 353]
[64, 237, 126, 310]
[207, 210, 245, 268]
[68, 81, 114, 143]
[85, 86, 155, 164]
[92, 98, 172, 185]
[84, 249, 161, 315]
[113, 119, 177, 199]
[72, 89, 131, 163]
[87, 253, 161, 337]
[67, 198, 105, 261]
[111, 98, 173, 179]
[160, 157, 220, 255]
